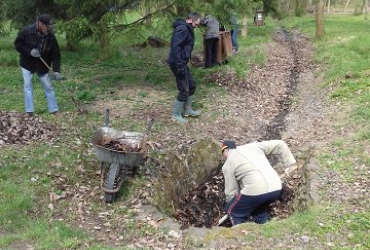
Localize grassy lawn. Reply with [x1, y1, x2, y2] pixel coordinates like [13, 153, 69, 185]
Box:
[0, 14, 369, 249]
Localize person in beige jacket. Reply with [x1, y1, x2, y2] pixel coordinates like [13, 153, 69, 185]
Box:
[221, 140, 296, 225]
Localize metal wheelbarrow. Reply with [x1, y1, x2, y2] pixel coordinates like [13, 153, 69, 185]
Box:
[91, 109, 154, 203]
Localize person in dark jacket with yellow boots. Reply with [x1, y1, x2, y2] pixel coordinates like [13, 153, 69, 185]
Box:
[168, 12, 201, 124]
[14, 14, 62, 116]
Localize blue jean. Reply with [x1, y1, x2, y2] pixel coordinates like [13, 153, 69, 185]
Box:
[226, 190, 281, 225]
[231, 28, 238, 51]
[22, 67, 58, 113]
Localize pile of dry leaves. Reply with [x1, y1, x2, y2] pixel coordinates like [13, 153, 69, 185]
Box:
[0, 112, 58, 146]
[101, 140, 145, 152]
[174, 173, 226, 228]
[174, 170, 304, 228]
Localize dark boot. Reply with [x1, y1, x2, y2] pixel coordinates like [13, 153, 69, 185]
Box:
[172, 99, 188, 123]
[183, 96, 201, 117]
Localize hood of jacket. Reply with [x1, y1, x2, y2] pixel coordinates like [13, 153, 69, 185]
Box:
[173, 18, 193, 32]
[168, 18, 195, 65]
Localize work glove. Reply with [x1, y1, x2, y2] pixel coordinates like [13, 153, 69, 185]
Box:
[283, 163, 298, 178]
[53, 72, 63, 81]
[284, 167, 291, 178]
[30, 48, 41, 58]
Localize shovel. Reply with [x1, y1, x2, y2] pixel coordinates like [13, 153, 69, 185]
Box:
[39, 56, 80, 107]
[39, 56, 64, 81]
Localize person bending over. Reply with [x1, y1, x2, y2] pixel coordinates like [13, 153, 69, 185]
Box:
[220, 140, 296, 225]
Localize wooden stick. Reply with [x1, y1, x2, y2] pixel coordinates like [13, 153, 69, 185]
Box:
[217, 214, 229, 226]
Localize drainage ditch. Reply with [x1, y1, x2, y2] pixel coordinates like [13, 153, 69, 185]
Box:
[152, 27, 319, 228]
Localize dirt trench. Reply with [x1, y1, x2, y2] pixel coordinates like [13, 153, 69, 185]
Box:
[261, 28, 300, 141]
[161, 27, 321, 228]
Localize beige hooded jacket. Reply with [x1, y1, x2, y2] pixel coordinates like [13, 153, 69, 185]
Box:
[222, 140, 296, 202]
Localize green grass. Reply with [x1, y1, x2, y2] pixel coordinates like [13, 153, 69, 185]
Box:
[206, 205, 370, 249]
[284, 15, 370, 85]
[0, 222, 87, 249]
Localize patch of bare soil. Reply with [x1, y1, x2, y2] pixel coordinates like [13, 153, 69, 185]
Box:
[0, 111, 59, 147]
[5, 241, 34, 250]
[57, 27, 357, 249]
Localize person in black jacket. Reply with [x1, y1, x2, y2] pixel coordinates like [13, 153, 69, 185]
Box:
[168, 12, 201, 124]
[14, 14, 63, 116]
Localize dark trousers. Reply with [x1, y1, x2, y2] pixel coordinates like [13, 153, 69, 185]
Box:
[205, 38, 219, 68]
[226, 190, 281, 225]
[169, 64, 196, 102]
[231, 28, 238, 51]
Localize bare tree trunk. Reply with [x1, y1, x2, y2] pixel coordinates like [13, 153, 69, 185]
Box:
[316, 0, 325, 39]
[241, 15, 247, 37]
[98, 21, 111, 58]
[327, 0, 331, 13]
[344, 0, 351, 11]
[364, 0, 369, 20]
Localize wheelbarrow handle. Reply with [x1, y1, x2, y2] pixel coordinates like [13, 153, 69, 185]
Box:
[138, 117, 155, 149]
[146, 117, 155, 135]
[105, 109, 110, 127]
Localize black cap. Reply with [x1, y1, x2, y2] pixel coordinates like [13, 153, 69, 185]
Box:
[221, 140, 236, 153]
[37, 14, 53, 26]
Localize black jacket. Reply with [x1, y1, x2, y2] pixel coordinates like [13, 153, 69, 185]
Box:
[14, 23, 61, 74]
[168, 19, 195, 66]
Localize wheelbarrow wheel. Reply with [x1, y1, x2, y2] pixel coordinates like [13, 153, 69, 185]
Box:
[104, 163, 120, 203]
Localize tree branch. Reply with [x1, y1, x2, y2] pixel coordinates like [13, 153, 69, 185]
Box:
[111, 1, 176, 33]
